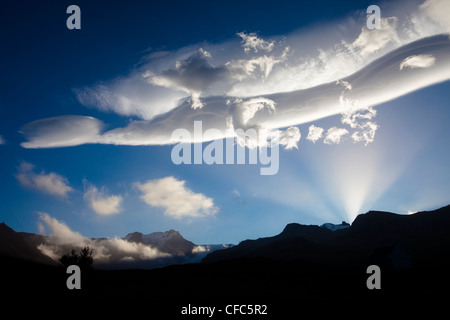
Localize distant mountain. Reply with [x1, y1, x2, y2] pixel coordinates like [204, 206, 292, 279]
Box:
[320, 221, 350, 231]
[0, 222, 56, 265]
[203, 205, 450, 267]
[124, 230, 196, 256]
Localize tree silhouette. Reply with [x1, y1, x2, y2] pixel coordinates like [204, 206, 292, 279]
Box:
[59, 246, 94, 270]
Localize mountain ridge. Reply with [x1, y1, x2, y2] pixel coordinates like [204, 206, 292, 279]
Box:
[202, 204, 450, 267]
[0, 222, 56, 265]
[2, 204, 450, 269]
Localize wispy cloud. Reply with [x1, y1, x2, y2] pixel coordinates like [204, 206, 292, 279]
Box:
[275, 126, 301, 150]
[323, 127, 349, 145]
[341, 106, 378, 146]
[16, 162, 73, 197]
[135, 176, 218, 219]
[306, 125, 324, 143]
[405, 0, 450, 41]
[400, 54, 436, 70]
[348, 17, 400, 58]
[0, 135, 4, 145]
[237, 32, 275, 53]
[83, 179, 123, 216]
[144, 48, 228, 110]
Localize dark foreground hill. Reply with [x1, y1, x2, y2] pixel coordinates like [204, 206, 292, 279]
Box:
[1, 205, 450, 316]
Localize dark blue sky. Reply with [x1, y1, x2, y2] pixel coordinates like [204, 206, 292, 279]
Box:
[1, 0, 449, 244]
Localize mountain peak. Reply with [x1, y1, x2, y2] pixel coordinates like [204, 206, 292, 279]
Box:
[350, 210, 403, 230]
[0, 222, 14, 232]
[164, 229, 181, 237]
[123, 229, 195, 256]
[279, 222, 332, 240]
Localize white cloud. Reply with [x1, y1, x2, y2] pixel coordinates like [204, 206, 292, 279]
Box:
[341, 106, 377, 128]
[0, 135, 4, 145]
[39, 212, 85, 246]
[237, 32, 275, 53]
[74, 78, 187, 120]
[20, 115, 103, 149]
[135, 176, 218, 219]
[37, 212, 169, 263]
[83, 180, 123, 216]
[16, 162, 73, 197]
[20, 33, 450, 149]
[348, 17, 400, 58]
[350, 121, 378, 146]
[419, 0, 450, 32]
[405, 0, 450, 41]
[400, 54, 436, 70]
[323, 127, 349, 145]
[145, 48, 229, 110]
[20, 1, 450, 150]
[275, 126, 301, 150]
[306, 125, 324, 143]
[341, 106, 378, 146]
[144, 46, 289, 110]
[192, 245, 209, 253]
[227, 50, 288, 83]
[230, 97, 277, 128]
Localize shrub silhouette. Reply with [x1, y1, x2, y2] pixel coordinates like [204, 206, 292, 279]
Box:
[59, 246, 94, 270]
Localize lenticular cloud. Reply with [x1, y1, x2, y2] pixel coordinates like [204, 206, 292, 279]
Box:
[20, 0, 450, 149]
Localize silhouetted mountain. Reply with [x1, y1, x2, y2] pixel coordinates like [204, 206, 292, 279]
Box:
[203, 205, 450, 267]
[2, 206, 450, 313]
[124, 229, 196, 255]
[0, 222, 55, 265]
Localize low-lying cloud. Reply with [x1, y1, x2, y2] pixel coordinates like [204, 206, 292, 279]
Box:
[37, 212, 169, 264]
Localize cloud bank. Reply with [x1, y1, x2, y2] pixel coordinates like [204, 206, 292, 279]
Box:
[20, 0, 450, 150]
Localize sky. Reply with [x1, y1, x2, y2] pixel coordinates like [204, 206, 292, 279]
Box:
[0, 0, 449, 246]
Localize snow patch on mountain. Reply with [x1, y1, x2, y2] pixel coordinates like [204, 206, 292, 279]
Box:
[320, 221, 350, 231]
